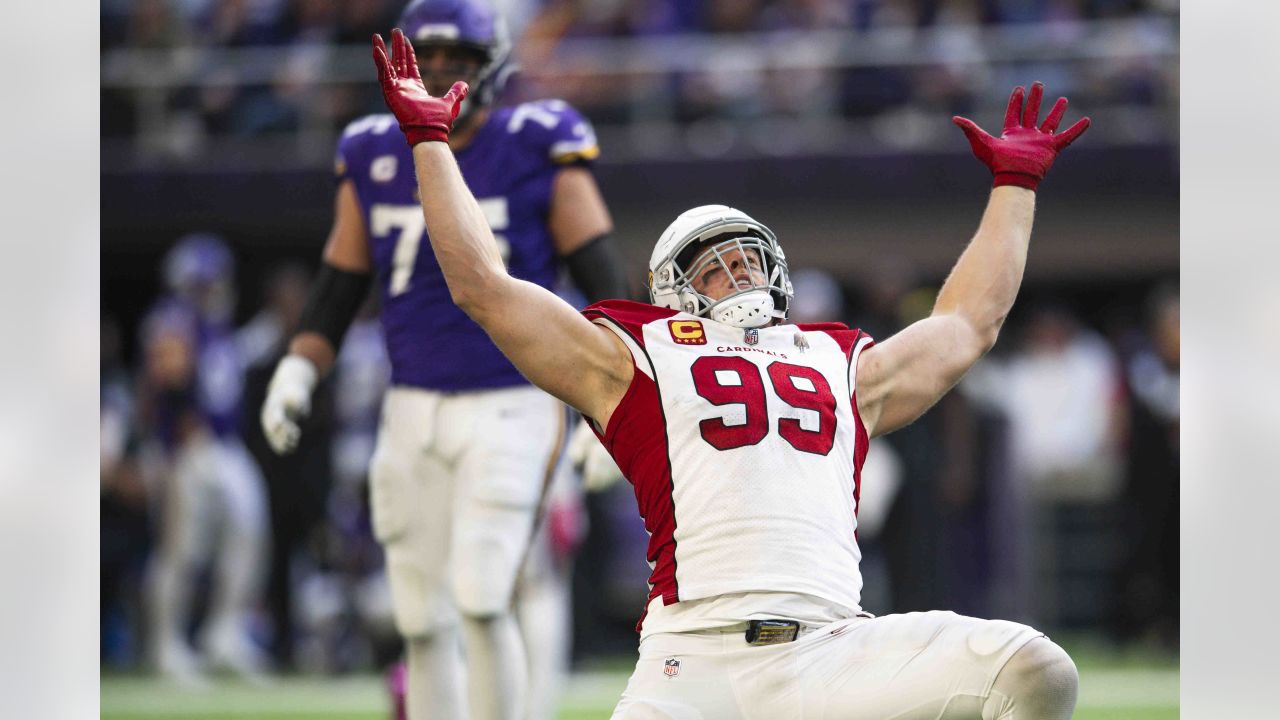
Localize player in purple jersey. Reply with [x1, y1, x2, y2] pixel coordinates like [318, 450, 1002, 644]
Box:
[260, 2, 627, 718]
[141, 234, 269, 682]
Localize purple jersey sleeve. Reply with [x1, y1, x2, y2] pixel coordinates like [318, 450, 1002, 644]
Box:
[499, 99, 600, 166]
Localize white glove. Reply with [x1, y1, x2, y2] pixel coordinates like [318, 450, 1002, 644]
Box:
[260, 354, 318, 455]
[568, 419, 625, 493]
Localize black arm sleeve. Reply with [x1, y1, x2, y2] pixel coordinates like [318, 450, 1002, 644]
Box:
[562, 233, 631, 303]
[297, 262, 373, 349]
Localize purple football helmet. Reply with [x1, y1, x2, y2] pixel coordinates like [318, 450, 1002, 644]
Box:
[397, 0, 514, 107]
[162, 232, 236, 323]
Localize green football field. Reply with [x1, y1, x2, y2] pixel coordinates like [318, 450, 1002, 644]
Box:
[102, 649, 1178, 720]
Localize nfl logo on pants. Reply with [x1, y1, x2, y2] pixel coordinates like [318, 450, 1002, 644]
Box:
[663, 657, 681, 678]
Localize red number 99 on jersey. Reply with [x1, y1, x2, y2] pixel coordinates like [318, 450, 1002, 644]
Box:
[690, 356, 838, 456]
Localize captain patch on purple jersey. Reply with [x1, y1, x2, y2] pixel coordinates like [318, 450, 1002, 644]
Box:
[336, 100, 599, 392]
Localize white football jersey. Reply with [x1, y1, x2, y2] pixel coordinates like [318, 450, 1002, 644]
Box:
[584, 301, 875, 632]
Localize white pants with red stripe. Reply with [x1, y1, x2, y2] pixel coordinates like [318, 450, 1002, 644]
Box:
[611, 610, 1043, 720]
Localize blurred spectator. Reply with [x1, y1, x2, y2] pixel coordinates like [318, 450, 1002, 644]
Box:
[238, 263, 311, 367]
[851, 267, 981, 615]
[1114, 283, 1178, 651]
[335, 0, 397, 43]
[199, 0, 286, 47]
[1001, 307, 1126, 500]
[910, 0, 990, 123]
[128, 0, 193, 49]
[101, 315, 152, 667]
[323, 306, 400, 670]
[256, 301, 395, 673]
[102, 0, 1177, 161]
[678, 0, 769, 130]
[964, 304, 1127, 628]
[238, 263, 337, 669]
[278, 0, 340, 43]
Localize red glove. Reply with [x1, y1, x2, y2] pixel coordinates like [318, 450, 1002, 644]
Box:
[372, 28, 469, 147]
[952, 82, 1090, 191]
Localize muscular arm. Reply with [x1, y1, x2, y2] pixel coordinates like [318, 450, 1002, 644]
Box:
[287, 179, 372, 375]
[411, 142, 633, 425]
[856, 187, 1033, 436]
[550, 166, 630, 302]
[549, 166, 613, 256]
[854, 81, 1088, 438]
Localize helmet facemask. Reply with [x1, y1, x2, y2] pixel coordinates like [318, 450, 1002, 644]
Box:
[671, 232, 791, 329]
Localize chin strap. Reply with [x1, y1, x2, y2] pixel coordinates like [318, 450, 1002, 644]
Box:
[710, 289, 777, 329]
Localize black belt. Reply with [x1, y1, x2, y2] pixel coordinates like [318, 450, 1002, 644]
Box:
[745, 619, 800, 646]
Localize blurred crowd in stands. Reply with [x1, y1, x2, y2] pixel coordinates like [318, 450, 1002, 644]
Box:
[101, 231, 1179, 676]
[101, 0, 1179, 158]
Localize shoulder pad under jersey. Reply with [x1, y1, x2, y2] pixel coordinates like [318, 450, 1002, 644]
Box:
[499, 99, 600, 165]
[334, 114, 400, 181]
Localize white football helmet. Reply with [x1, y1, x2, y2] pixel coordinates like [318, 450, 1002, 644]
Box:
[648, 205, 793, 328]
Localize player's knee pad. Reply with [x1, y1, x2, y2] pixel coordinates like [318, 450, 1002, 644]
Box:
[988, 637, 1079, 719]
[450, 532, 522, 618]
[450, 492, 538, 617]
[382, 547, 456, 638]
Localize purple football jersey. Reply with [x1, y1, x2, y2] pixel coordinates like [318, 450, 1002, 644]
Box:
[336, 100, 600, 391]
[141, 297, 245, 444]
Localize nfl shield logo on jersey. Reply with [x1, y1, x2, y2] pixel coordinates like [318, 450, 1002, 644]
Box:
[663, 657, 681, 678]
[744, 328, 759, 346]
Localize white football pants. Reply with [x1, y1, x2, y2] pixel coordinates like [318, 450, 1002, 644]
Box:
[516, 446, 580, 720]
[147, 435, 268, 675]
[369, 385, 564, 720]
[612, 610, 1046, 720]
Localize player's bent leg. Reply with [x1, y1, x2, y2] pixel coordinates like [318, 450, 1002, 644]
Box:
[982, 637, 1078, 720]
[805, 611, 1046, 720]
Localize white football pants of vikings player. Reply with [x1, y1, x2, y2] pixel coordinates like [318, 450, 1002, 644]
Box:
[369, 385, 564, 720]
[148, 435, 269, 679]
[516, 424, 597, 720]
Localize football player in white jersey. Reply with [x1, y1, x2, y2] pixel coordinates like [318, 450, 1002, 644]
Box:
[372, 27, 1089, 720]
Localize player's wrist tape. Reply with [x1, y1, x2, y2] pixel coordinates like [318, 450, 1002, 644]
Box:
[992, 171, 1041, 191]
[402, 122, 450, 146]
[298, 262, 372, 348]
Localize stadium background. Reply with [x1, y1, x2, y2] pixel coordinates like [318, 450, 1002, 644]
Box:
[100, 0, 1179, 717]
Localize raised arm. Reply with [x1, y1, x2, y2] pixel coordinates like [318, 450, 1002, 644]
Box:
[856, 82, 1090, 437]
[373, 29, 632, 425]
